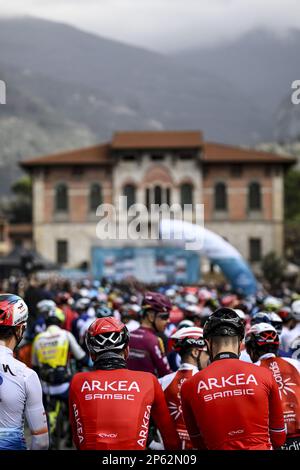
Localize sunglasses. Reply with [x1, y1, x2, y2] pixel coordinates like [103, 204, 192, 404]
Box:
[156, 313, 170, 320]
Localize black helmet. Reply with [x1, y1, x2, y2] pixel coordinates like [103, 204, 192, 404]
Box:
[203, 307, 245, 340]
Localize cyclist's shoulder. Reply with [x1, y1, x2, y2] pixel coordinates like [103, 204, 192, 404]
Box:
[10, 354, 37, 381]
[280, 356, 300, 373]
[159, 371, 176, 389]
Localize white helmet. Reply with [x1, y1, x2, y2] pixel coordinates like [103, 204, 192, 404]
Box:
[37, 299, 56, 315]
[0, 294, 28, 326]
[291, 300, 300, 321]
[234, 309, 246, 320]
[185, 294, 198, 305]
[171, 326, 204, 340]
[177, 319, 195, 329]
[263, 296, 282, 311]
[248, 322, 277, 336]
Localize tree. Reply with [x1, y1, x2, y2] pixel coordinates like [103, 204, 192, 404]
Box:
[261, 252, 286, 289]
[8, 176, 32, 223]
[284, 169, 300, 222]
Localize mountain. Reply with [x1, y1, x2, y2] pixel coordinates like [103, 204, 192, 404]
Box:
[175, 28, 300, 123]
[0, 17, 272, 195]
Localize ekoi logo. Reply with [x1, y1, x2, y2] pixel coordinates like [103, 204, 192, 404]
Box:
[269, 361, 296, 398]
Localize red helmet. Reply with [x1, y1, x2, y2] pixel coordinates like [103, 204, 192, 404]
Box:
[85, 317, 129, 356]
[142, 291, 172, 314]
[0, 294, 28, 327]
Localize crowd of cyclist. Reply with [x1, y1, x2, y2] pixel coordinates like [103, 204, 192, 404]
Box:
[0, 277, 299, 450]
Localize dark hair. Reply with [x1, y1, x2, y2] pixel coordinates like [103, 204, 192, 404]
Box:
[0, 326, 15, 340]
[45, 317, 62, 327]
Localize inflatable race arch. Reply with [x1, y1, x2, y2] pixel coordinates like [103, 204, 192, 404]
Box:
[160, 219, 257, 296]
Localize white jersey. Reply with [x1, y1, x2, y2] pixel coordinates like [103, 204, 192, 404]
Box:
[159, 363, 198, 390]
[239, 348, 252, 363]
[0, 345, 47, 450]
[281, 324, 300, 352]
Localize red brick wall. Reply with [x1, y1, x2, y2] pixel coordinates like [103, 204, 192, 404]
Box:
[43, 166, 113, 223]
[203, 164, 274, 221]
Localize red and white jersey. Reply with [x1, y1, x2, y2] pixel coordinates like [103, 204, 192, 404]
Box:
[256, 353, 300, 437]
[181, 356, 286, 450]
[69, 368, 180, 450]
[159, 363, 198, 449]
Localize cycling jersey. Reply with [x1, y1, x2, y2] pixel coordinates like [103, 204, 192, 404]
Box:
[281, 324, 300, 352]
[32, 325, 86, 396]
[181, 354, 286, 450]
[159, 363, 198, 449]
[128, 326, 171, 377]
[256, 353, 300, 437]
[0, 345, 48, 450]
[69, 368, 181, 450]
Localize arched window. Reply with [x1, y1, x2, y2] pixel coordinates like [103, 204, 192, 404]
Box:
[154, 186, 162, 205]
[123, 184, 136, 209]
[248, 182, 261, 210]
[55, 183, 68, 212]
[180, 183, 193, 207]
[214, 182, 227, 211]
[90, 183, 102, 212]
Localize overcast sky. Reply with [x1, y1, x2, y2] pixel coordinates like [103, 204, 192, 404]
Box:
[1, 0, 300, 51]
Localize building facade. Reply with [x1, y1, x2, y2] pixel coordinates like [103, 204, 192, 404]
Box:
[22, 131, 294, 282]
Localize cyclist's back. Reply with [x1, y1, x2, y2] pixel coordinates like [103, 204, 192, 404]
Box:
[0, 294, 48, 450]
[181, 308, 286, 450]
[182, 357, 285, 450]
[127, 292, 173, 377]
[69, 316, 180, 450]
[70, 368, 179, 450]
[32, 320, 86, 396]
[257, 355, 300, 438]
[128, 326, 170, 376]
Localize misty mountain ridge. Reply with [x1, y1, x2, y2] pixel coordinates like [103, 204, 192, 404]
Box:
[0, 17, 299, 196]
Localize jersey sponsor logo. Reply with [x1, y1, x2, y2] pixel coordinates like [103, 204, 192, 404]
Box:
[84, 393, 135, 401]
[203, 388, 255, 401]
[269, 361, 297, 399]
[228, 429, 245, 436]
[98, 433, 118, 438]
[72, 403, 84, 444]
[81, 380, 140, 393]
[197, 373, 258, 392]
[2, 364, 16, 376]
[137, 405, 151, 448]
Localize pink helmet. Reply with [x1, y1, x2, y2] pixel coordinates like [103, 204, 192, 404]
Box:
[142, 291, 172, 314]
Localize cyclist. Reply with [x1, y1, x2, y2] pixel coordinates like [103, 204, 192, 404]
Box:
[245, 322, 300, 449]
[181, 308, 286, 450]
[127, 292, 172, 377]
[281, 300, 300, 352]
[159, 327, 209, 449]
[31, 307, 88, 400]
[0, 294, 49, 450]
[69, 317, 181, 450]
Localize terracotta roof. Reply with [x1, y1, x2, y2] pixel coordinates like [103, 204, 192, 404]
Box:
[204, 142, 296, 164]
[21, 144, 111, 167]
[111, 131, 203, 149]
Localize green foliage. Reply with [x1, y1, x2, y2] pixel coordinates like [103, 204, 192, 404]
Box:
[284, 169, 300, 222]
[285, 223, 300, 265]
[11, 175, 32, 198]
[3, 176, 33, 223]
[261, 252, 286, 289]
